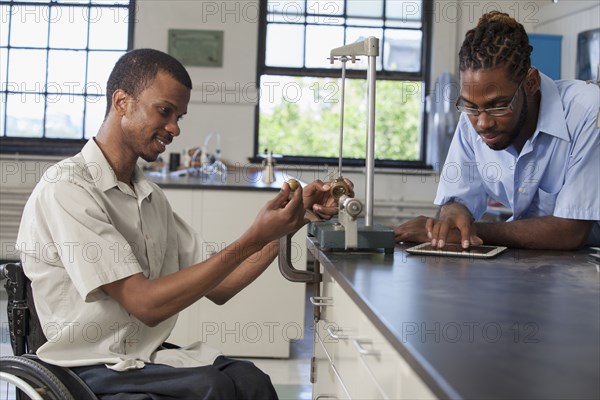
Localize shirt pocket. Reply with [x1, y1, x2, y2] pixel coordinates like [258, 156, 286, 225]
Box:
[529, 187, 559, 217]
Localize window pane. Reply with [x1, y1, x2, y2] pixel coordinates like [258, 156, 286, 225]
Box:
[84, 95, 105, 138]
[305, 25, 344, 68]
[48, 6, 88, 48]
[0, 5, 9, 46]
[346, 17, 384, 27]
[0, 93, 6, 137]
[269, 13, 305, 23]
[47, 50, 87, 94]
[267, 0, 305, 14]
[344, 27, 383, 70]
[0, 48, 7, 83]
[87, 51, 122, 94]
[7, 49, 47, 93]
[306, 0, 344, 17]
[9, 5, 49, 47]
[5, 93, 45, 138]
[258, 75, 421, 160]
[347, 0, 382, 18]
[375, 80, 422, 160]
[387, 0, 422, 23]
[88, 6, 128, 49]
[56, 0, 90, 4]
[259, 75, 339, 158]
[265, 24, 305, 68]
[46, 94, 84, 139]
[384, 29, 422, 72]
[385, 19, 421, 29]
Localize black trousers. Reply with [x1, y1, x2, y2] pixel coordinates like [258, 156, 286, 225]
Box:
[72, 356, 279, 400]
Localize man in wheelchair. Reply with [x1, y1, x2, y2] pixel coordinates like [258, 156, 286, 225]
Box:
[12, 49, 344, 399]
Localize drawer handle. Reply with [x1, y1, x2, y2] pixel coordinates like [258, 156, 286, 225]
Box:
[353, 338, 380, 356]
[310, 296, 334, 306]
[326, 325, 350, 340]
[314, 396, 337, 400]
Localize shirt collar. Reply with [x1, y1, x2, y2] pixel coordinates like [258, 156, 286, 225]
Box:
[80, 138, 154, 200]
[131, 163, 154, 200]
[535, 72, 570, 141]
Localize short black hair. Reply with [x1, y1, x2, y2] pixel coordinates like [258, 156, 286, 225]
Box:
[459, 11, 532, 83]
[105, 48, 192, 117]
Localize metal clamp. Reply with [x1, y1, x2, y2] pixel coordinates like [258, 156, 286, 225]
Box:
[278, 233, 321, 283]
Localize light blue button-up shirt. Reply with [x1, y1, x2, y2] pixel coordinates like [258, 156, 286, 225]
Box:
[435, 72, 600, 245]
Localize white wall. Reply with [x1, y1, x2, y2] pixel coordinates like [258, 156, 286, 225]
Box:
[134, 0, 260, 163]
[531, 0, 600, 79]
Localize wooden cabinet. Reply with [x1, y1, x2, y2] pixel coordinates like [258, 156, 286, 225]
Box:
[162, 187, 306, 358]
[312, 268, 435, 399]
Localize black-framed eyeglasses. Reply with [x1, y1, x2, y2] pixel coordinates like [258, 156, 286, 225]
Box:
[456, 73, 528, 117]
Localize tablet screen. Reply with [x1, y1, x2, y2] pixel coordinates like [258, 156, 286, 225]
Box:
[406, 243, 507, 258]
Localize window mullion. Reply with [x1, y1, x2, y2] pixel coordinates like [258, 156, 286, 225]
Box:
[41, 3, 53, 139]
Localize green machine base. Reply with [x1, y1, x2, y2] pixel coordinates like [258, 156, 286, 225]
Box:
[308, 218, 395, 253]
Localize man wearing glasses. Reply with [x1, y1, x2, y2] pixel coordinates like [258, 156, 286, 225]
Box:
[395, 11, 599, 250]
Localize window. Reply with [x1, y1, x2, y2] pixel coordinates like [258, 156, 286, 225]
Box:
[256, 0, 432, 167]
[0, 0, 135, 154]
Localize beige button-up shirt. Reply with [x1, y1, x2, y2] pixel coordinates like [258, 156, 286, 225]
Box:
[17, 139, 221, 370]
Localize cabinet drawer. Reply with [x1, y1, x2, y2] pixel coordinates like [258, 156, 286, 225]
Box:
[313, 330, 351, 400]
[317, 271, 436, 399]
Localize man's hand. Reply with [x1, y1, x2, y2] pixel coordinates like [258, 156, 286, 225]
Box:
[394, 216, 431, 244]
[428, 202, 483, 249]
[248, 181, 307, 244]
[394, 204, 483, 249]
[302, 178, 355, 220]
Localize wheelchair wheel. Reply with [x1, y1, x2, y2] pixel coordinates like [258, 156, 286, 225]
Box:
[0, 356, 74, 400]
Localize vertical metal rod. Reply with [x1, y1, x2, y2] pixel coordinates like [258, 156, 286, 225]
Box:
[365, 54, 376, 226]
[338, 57, 347, 179]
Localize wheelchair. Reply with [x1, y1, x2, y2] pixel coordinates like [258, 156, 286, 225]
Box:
[1, 262, 97, 400]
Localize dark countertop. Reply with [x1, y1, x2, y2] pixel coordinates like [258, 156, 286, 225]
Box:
[146, 169, 294, 191]
[307, 239, 600, 400]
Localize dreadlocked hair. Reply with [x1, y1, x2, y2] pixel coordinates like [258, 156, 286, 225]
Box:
[459, 11, 532, 83]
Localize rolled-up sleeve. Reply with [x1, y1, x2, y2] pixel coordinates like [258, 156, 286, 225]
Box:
[553, 90, 600, 221]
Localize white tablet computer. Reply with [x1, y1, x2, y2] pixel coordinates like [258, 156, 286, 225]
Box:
[406, 242, 507, 258]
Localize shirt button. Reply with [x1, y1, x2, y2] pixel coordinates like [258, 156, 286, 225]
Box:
[517, 187, 524, 193]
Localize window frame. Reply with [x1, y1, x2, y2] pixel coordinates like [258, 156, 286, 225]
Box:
[254, 0, 433, 169]
[0, 0, 136, 155]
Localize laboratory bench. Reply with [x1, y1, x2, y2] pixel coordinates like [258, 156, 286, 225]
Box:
[146, 170, 308, 359]
[145, 167, 291, 191]
[304, 238, 599, 399]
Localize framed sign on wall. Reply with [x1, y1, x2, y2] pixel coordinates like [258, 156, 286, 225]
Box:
[168, 29, 224, 67]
